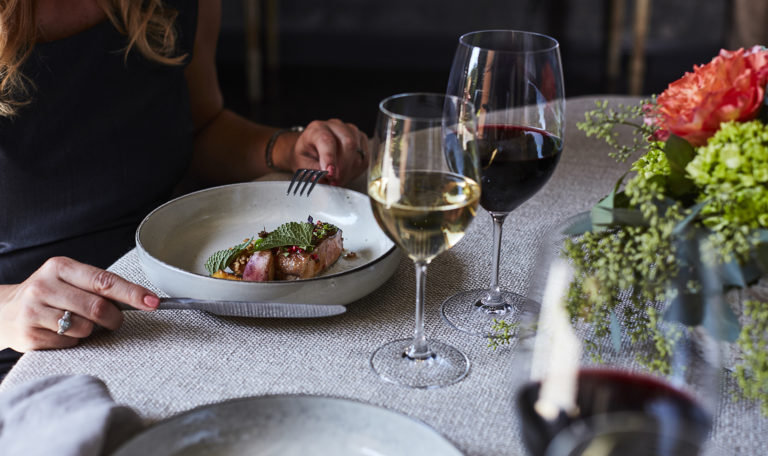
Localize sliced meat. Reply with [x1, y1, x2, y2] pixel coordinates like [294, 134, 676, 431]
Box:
[242, 250, 275, 282]
[315, 229, 344, 269]
[275, 230, 343, 280]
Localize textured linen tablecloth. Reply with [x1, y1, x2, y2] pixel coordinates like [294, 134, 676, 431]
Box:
[1, 96, 765, 455]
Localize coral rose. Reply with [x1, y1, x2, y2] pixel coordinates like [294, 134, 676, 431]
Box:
[647, 46, 768, 146]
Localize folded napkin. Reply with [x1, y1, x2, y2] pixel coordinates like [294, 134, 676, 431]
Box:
[0, 375, 144, 456]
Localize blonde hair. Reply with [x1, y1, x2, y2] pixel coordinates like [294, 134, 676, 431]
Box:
[0, 0, 186, 117]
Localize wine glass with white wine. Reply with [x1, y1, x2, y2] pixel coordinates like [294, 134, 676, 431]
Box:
[367, 93, 481, 388]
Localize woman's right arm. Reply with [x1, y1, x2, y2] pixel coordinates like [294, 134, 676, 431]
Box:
[0, 257, 160, 352]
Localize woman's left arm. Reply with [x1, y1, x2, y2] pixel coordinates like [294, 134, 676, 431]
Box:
[183, 0, 368, 187]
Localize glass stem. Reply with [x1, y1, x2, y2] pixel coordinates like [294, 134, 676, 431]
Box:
[408, 261, 432, 360]
[484, 212, 508, 307]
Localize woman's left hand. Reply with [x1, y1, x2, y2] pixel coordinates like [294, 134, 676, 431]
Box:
[287, 119, 369, 186]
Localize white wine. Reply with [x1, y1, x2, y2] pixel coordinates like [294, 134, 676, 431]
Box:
[369, 171, 480, 263]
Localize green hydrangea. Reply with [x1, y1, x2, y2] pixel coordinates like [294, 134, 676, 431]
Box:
[687, 120, 768, 230]
[631, 145, 670, 180]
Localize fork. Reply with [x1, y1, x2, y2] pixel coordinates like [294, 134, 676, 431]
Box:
[287, 169, 329, 196]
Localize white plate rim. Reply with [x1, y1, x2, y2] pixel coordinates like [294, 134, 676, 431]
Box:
[113, 394, 465, 456]
[135, 181, 399, 288]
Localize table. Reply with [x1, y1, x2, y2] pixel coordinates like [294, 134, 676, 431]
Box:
[1, 96, 765, 455]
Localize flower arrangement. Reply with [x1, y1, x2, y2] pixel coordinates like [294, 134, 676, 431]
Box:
[571, 46, 768, 413]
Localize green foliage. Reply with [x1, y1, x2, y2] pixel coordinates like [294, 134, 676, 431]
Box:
[577, 99, 659, 162]
[735, 299, 768, 415]
[566, 101, 768, 414]
[638, 307, 683, 375]
[204, 237, 254, 275]
[487, 319, 518, 350]
[686, 120, 768, 264]
[256, 222, 315, 251]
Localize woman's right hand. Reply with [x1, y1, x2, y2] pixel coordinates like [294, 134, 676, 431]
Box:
[0, 256, 160, 352]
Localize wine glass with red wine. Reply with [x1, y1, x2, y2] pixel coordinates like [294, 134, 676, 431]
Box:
[440, 30, 565, 337]
[514, 212, 725, 456]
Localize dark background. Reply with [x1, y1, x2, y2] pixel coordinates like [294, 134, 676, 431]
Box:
[215, 0, 734, 135]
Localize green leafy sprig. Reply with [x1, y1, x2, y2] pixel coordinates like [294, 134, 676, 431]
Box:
[205, 237, 253, 275]
[735, 299, 768, 415]
[576, 99, 659, 163]
[204, 220, 322, 275]
[487, 319, 518, 350]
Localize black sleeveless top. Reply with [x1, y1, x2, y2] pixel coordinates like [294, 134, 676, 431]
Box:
[0, 0, 198, 284]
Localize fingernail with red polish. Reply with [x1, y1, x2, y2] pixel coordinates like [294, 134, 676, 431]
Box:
[143, 295, 160, 309]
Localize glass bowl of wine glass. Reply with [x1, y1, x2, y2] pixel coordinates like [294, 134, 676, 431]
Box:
[441, 29, 566, 337]
[367, 92, 481, 389]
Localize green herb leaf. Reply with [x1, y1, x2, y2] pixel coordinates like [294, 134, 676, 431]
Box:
[562, 215, 593, 236]
[591, 206, 647, 228]
[662, 135, 698, 200]
[589, 174, 648, 228]
[204, 237, 253, 275]
[255, 221, 314, 251]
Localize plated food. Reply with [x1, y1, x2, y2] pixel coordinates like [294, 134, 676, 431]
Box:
[205, 217, 344, 282]
[135, 181, 400, 306]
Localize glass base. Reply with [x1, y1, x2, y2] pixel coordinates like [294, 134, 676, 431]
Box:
[370, 338, 470, 389]
[440, 288, 537, 338]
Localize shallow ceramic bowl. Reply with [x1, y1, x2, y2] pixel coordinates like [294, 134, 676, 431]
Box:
[136, 182, 400, 305]
[113, 395, 463, 456]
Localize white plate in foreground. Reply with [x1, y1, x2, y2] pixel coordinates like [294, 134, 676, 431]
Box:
[136, 181, 400, 305]
[113, 395, 463, 456]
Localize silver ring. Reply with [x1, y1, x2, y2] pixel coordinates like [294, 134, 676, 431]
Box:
[356, 148, 365, 160]
[57, 310, 72, 335]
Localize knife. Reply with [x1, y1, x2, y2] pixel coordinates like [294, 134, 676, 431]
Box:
[116, 297, 346, 318]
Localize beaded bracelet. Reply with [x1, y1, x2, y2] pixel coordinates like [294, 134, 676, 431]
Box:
[265, 125, 305, 172]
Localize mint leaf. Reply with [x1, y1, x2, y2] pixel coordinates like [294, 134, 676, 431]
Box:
[255, 222, 314, 251]
[205, 237, 253, 274]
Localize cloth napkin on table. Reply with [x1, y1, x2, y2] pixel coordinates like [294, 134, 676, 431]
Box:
[0, 374, 144, 456]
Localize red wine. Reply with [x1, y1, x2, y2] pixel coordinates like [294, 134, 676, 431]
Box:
[477, 125, 562, 213]
[517, 369, 712, 456]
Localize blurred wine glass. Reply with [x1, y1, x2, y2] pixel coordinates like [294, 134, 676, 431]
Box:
[441, 30, 566, 337]
[367, 93, 481, 388]
[515, 212, 725, 456]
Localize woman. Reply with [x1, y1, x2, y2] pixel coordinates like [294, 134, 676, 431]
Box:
[0, 0, 369, 375]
